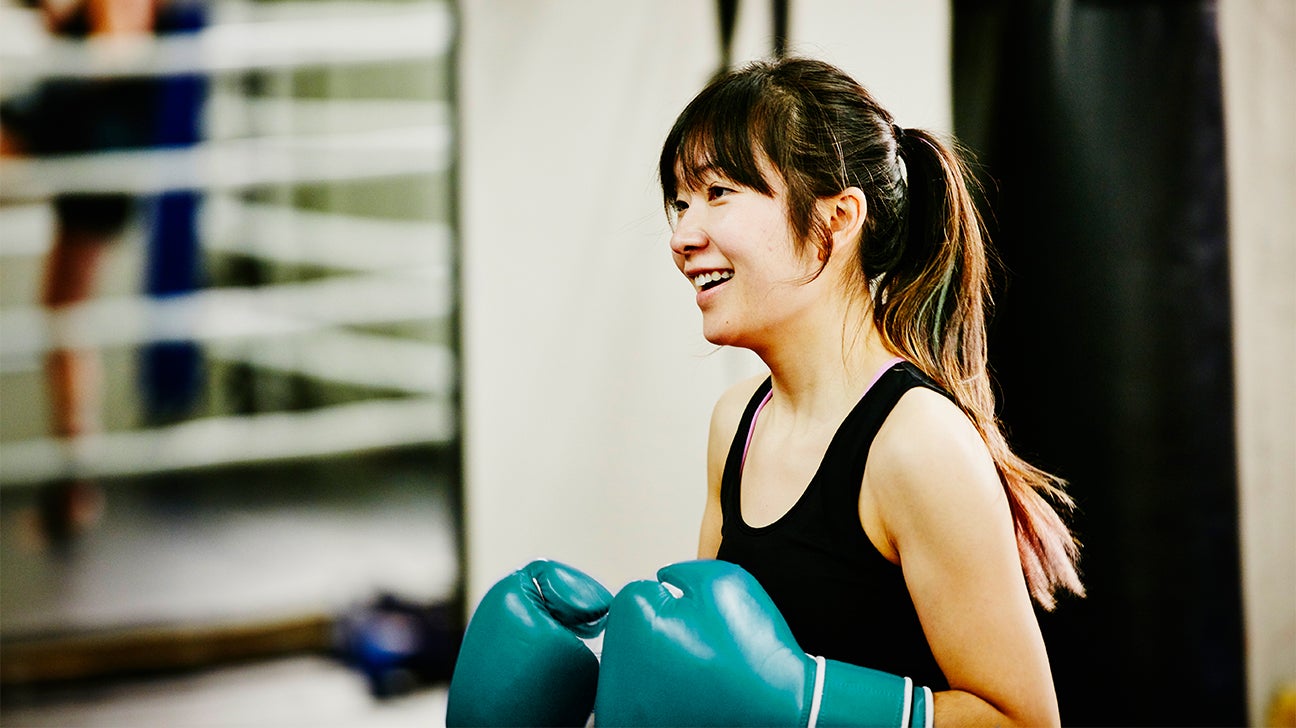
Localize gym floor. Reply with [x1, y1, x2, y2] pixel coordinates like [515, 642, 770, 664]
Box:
[0, 448, 458, 727]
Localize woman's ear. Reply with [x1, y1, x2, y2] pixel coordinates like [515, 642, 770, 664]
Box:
[826, 187, 867, 246]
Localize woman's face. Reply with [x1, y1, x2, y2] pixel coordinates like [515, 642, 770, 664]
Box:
[668, 164, 825, 350]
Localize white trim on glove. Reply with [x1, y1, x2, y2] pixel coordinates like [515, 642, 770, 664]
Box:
[806, 655, 922, 728]
[807, 654, 826, 728]
[900, 677, 914, 728]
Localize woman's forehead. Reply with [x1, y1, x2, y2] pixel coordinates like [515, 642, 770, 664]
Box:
[672, 150, 782, 192]
[672, 158, 720, 184]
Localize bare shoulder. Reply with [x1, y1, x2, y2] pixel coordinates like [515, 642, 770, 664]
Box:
[710, 373, 768, 438]
[866, 387, 1006, 547]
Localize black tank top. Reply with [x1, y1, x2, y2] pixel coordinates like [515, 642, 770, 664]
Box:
[716, 361, 949, 689]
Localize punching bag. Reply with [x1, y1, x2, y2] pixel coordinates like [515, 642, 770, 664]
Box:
[953, 2, 1245, 725]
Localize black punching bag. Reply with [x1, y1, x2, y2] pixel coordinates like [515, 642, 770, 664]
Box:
[953, 2, 1245, 725]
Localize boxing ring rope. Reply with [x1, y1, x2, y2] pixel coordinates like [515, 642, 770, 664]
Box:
[0, 397, 454, 486]
[0, 264, 457, 486]
[0, 1, 453, 83]
[0, 269, 453, 365]
[0, 1, 460, 487]
[0, 123, 451, 198]
[1, 194, 454, 269]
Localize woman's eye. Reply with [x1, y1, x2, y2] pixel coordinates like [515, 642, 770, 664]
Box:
[706, 186, 734, 201]
[672, 199, 689, 215]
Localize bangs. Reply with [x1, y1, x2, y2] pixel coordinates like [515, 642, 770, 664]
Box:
[659, 68, 784, 212]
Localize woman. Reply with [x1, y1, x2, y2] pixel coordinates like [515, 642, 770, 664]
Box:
[667, 57, 1083, 726]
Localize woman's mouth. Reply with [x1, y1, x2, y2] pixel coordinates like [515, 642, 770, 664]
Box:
[690, 270, 733, 292]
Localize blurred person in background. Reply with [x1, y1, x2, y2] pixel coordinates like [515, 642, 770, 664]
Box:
[1, 0, 207, 545]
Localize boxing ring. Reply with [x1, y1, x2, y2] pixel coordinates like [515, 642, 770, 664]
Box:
[0, 0, 458, 487]
[0, 1, 463, 721]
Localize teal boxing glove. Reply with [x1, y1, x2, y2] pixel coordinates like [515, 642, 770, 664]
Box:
[595, 560, 932, 728]
[446, 559, 612, 727]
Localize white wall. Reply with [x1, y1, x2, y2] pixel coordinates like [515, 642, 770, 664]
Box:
[457, 0, 952, 606]
[1219, 2, 1296, 722]
[789, 0, 951, 133]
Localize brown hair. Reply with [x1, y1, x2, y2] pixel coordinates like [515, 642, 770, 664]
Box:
[661, 57, 1083, 608]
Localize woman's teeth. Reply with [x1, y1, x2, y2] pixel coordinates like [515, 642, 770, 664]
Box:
[692, 270, 734, 291]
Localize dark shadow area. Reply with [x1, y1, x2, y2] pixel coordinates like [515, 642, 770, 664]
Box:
[953, 1, 1245, 725]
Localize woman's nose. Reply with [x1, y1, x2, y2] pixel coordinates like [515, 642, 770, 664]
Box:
[669, 219, 708, 256]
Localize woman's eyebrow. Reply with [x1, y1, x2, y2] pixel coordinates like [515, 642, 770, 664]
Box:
[685, 165, 729, 187]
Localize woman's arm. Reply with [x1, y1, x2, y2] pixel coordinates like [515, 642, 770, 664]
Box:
[698, 375, 766, 559]
[865, 388, 1060, 727]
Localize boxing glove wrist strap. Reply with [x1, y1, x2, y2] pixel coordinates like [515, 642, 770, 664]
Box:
[808, 655, 826, 728]
[806, 655, 933, 728]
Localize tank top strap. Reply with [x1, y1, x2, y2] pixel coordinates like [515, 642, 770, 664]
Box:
[720, 377, 773, 519]
[829, 360, 949, 469]
[814, 362, 951, 550]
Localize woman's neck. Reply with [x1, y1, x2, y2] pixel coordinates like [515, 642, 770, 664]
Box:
[753, 296, 897, 427]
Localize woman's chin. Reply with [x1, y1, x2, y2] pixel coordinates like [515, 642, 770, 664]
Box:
[700, 323, 741, 348]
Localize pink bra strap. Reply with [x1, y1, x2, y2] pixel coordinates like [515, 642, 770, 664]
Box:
[741, 389, 774, 467]
[866, 356, 906, 394]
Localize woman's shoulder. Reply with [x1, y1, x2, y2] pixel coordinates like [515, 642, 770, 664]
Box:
[704, 373, 770, 499]
[867, 387, 1004, 527]
[708, 374, 769, 448]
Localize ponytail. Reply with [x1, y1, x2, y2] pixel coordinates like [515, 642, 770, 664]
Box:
[876, 127, 1084, 609]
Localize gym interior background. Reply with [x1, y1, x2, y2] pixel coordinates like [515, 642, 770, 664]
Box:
[0, 1, 1291, 726]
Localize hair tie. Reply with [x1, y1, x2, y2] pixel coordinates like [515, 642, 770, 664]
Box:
[892, 123, 909, 184]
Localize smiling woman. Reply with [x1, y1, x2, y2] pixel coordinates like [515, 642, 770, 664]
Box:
[591, 57, 1084, 728]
